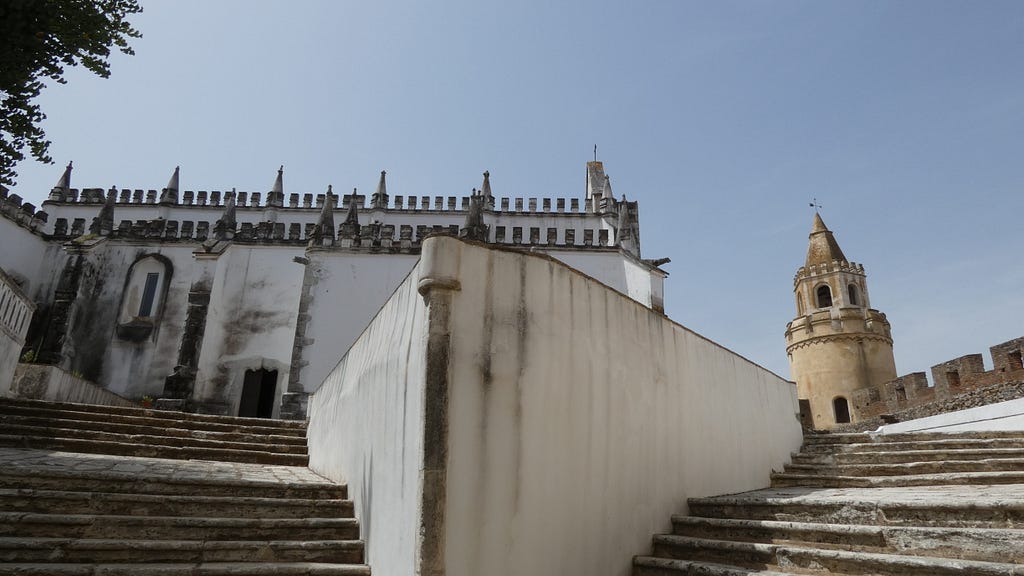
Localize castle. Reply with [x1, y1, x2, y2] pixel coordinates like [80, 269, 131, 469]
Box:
[786, 213, 1024, 429]
[0, 160, 665, 419]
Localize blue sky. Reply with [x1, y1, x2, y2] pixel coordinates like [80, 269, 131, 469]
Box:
[10, 0, 1024, 379]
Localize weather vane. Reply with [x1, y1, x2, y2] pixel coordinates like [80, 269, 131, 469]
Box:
[594, 145, 598, 162]
[809, 198, 823, 212]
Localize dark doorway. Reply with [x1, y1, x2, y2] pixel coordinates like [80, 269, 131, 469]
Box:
[239, 368, 278, 418]
[833, 397, 851, 424]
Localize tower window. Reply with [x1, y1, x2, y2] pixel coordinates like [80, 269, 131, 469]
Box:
[833, 397, 851, 424]
[816, 285, 833, 308]
[848, 284, 859, 306]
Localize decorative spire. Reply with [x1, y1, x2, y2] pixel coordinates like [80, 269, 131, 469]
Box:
[213, 195, 237, 240]
[311, 186, 336, 245]
[460, 190, 489, 242]
[371, 170, 388, 209]
[339, 187, 360, 238]
[89, 187, 116, 236]
[267, 165, 285, 208]
[49, 161, 73, 201]
[480, 171, 492, 199]
[159, 166, 179, 204]
[804, 212, 847, 267]
[603, 174, 614, 202]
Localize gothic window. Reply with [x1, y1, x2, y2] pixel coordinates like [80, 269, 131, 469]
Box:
[833, 396, 851, 424]
[116, 254, 172, 341]
[847, 284, 859, 306]
[816, 284, 833, 308]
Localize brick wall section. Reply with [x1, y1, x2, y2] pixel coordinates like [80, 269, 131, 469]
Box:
[835, 377, 1024, 433]
[836, 335, 1024, 430]
[931, 354, 986, 399]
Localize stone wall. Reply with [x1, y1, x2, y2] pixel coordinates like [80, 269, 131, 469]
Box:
[849, 336, 1024, 424]
[0, 266, 35, 392]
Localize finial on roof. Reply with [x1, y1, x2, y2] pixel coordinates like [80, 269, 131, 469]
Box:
[89, 187, 117, 236]
[371, 170, 388, 209]
[480, 171, 492, 199]
[311, 186, 336, 244]
[266, 165, 285, 207]
[340, 187, 360, 239]
[213, 195, 237, 241]
[460, 190, 489, 242]
[603, 174, 614, 202]
[49, 161, 73, 202]
[804, 212, 847, 268]
[160, 166, 180, 204]
[55, 161, 73, 189]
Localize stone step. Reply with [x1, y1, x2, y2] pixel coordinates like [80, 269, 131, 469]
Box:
[650, 535, 1021, 576]
[771, 470, 1024, 489]
[0, 413, 308, 445]
[0, 421, 308, 455]
[0, 537, 364, 564]
[0, 398, 308, 432]
[783, 457, 1024, 477]
[633, 556, 800, 576]
[688, 489, 1024, 528]
[670, 515, 1022, 563]
[0, 402, 307, 438]
[0, 434, 309, 466]
[0, 489, 354, 519]
[802, 437, 1024, 455]
[802, 430, 1024, 446]
[0, 512, 360, 541]
[791, 447, 1024, 465]
[0, 466, 345, 499]
[0, 562, 371, 575]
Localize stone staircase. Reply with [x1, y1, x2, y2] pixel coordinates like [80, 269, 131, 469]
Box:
[635, 430, 1024, 575]
[0, 398, 369, 575]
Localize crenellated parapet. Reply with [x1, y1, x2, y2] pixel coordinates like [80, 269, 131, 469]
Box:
[850, 336, 1024, 422]
[0, 186, 49, 235]
[793, 260, 865, 286]
[33, 166, 638, 253]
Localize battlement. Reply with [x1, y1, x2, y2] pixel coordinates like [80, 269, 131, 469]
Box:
[793, 260, 865, 285]
[0, 187, 48, 235]
[44, 187, 616, 215]
[851, 336, 1024, 420]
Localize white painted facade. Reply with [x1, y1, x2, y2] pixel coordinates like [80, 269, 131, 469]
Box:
[875, 397, 1024, 434]
[0, 162, 666, 416]
[308, 236, 802, 576]
[0, 266, 35, 393]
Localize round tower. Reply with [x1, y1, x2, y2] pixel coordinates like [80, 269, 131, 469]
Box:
[785, 213, 896, 429]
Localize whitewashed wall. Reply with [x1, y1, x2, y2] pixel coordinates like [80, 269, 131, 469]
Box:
[193, 245, 305, 415]
[307, 236, 801, 576]
[0, 267, 34, 392]
[0, 219, 60, 299]
[307, 265, 428, 576]
[438, 237, 801, 576]
[297, 252, 420, 392]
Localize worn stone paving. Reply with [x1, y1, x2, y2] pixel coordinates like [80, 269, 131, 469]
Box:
[705, 483, 1024, 506]
[0, 446, 332, 485]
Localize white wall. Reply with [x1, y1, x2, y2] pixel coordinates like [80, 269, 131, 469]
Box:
[298, 252, 420, 392]
[307, 265, 428, 576]
[0, 218, 58, 299]
[550, 249, 663, 309]
[194, 244, 305, 415]
[877, 398, 1024, 434]
[307, 236, 801, 576]
[1, 266, 35, 392]
[9, 364, 135, 406]
[437, 237, 801, 576]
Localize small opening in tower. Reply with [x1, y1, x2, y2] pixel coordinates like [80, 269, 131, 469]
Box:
[847, 284, 859, 306]
[816, 285, 832, 308]
[833, 396, 851, 424]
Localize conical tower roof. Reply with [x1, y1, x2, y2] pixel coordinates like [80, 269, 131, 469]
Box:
[804, 212, 847, 267]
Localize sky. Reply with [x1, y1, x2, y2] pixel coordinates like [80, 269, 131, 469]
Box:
[8, 0, 1024, 380]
